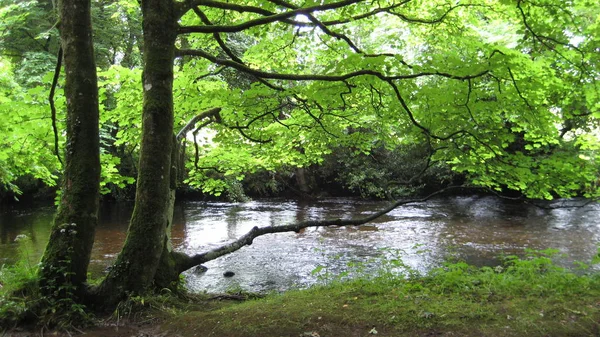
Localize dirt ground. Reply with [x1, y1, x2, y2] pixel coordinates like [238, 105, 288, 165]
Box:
[2, 322, 172, 337]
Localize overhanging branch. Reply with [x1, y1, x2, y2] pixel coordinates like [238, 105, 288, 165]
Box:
[179, 0, 363, 34]
[176, 48, 489, 82]
[175, 186, 462, 272]
[176, 107, 222, 141]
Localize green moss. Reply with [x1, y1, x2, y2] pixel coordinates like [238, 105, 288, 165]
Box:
[93, 0, 179, 304]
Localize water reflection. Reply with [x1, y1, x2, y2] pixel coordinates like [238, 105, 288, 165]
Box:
[1, 196, 599, 293]
[0, 204, 54, 266]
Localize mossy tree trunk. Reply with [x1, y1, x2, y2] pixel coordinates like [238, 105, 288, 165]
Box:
[96, 0, 178, 304]
[39, 0, 100, 299]
[153, 135, 182, 289]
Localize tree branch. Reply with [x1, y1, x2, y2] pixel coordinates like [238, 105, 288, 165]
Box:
[175, 186, 462, 272]
[190, 7, 284, 91]
[265, 0, 413, 59]
[264, 0, 364, 53]
[515, 0, 587, 74]
[49, 46, 64, 167]
[176, 107, 222, 141]
[179, 0, 363, 34]
[182, 0, 411, 29]
[507, 67, 534, 111]
[181, 0, 309, 26]
[387, 3, 486, 24]
[176, 48, 489, 82]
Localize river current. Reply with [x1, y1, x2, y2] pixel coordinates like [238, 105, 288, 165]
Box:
[1, 196, 598, 293]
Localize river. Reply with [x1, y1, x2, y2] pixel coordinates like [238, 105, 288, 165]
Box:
[1, 196, 598, 293]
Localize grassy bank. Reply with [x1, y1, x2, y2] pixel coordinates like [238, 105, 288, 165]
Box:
[157, 251, 600, 337]
[3, 250, 600, 336]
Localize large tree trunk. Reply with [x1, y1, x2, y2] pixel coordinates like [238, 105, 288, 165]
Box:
[96, 0, 178, 304]
[39, 0, 100, 299]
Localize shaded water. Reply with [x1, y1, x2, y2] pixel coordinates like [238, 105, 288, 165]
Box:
[1, 196, 598, 293]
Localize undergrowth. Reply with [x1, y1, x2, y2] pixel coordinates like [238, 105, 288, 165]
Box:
[0, 235, 94, 332]
[3, 244, 600, 336]
[163, 248, 600, 337]
[0, 258, 38, 330]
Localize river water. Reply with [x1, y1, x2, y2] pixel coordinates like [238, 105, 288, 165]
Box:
[1, 196, 598, 293]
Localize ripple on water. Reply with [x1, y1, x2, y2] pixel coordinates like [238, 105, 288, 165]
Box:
[1, 197, 599, 293]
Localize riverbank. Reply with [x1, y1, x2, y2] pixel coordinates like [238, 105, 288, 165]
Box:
[143, 253, 600, 336]
[5, 251, 598, 336]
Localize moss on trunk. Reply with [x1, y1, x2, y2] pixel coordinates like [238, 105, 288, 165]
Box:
[95, 0, 178, 305]
[39, 0, 100, 300]
[154, 136, 181, 289]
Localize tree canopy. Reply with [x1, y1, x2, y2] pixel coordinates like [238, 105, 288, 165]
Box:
[1, 0, 598, 201]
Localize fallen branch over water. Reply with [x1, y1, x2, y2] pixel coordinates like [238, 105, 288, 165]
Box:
[209, 293, 265, 301]
[174, 186, 463, 273]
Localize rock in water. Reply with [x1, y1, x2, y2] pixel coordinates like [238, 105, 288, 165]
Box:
[223, 271, 235, 277]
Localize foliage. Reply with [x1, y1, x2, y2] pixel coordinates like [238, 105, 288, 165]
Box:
[0, 235, 38, 328]
[0, 62, 144, 199]
[169, 0, 600, 199]
[0, 262, 38, 329]
[0, 0, 59, 87]
[0, 60, 61, 196]
[0, 234, 93, 330]
[2, 0, 600, 200]
[242, 169, 284, 197]
[99, 153, 135, 195]
[0, 0, 143, 200]
[316, 142, 460, 198]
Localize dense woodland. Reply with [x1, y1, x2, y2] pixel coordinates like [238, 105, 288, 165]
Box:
[0, 0, 599, 329]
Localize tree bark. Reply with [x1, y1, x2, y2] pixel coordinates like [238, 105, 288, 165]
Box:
[96, 0, 178, 304]
[39, 0, 100, 299]
[153, 135, 181, 289]
[154, 110, 224, 289]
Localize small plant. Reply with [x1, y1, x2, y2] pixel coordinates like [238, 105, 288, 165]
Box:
[32, 224, 95, 330]
[225, 179, 251, 202]
[310, 245, 343, 284]
[0, 235, 40, 329]
[112, 294, 150, 323]
[376, 247, 422, 280]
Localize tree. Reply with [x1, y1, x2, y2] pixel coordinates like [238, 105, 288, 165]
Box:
[38, 0, 100, 303]
[173, 0, 599, 201]
[94, 0, 599, 306]
[95, 0, 179, 303]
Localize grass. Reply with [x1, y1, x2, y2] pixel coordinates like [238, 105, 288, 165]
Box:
[0, 236, 41, 330]
[0, 235, 93, 332]
[3, 249, 600, 336]
[159, 250, 600, 337]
